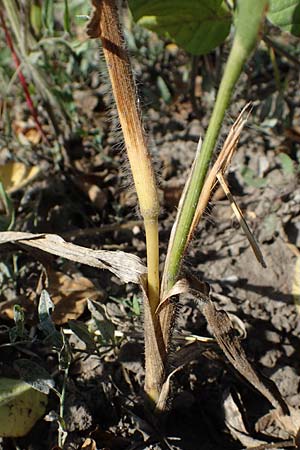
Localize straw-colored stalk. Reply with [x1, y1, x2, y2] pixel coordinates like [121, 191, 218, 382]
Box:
[89, 0, 164, 402]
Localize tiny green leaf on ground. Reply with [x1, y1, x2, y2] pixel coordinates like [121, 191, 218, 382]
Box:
[268, 0, 300, 36]
[278, 153, 295, 176]
[241, 167, 267, 188]
[128, 0, 232, 55]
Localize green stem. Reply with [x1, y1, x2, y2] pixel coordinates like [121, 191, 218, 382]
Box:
[2, 0, 36, 52]
[163, 43, 244, 292]
[160, 0, 268, 345]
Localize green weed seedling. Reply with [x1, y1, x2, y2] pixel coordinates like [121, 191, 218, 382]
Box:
[110, 294, 142, 318]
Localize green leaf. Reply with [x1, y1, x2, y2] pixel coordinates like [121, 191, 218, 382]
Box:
[0, 182, 15, 231]
[68, 320, 97, 353]
[63, 0, 71, 34]
[42, 0, 54, 34]
[0, 378, 47, 437]
[278, 152, 295, 175]
[128, 0, 232, 55]
[88, 300, 115, 344]
[38, 290, 63, 349]
[268, 0, 300, 37]
[131, 295, 141, 316]
[241, 167, 267, 188]
[157, 75, 172, 103]
[30, 3, 42, 36]
[14, 359, 54, 395]
[38, 289, 56, 336]
[9, 305, 26, 342]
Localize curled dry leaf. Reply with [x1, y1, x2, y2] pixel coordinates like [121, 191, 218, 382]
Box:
[161, 273, 290, 418]
[0, 162, 40, 194]
[223, 390, 268, 448]
[0, 294, 33, 321]
[47, 270, 103, 325]
[155, 365, 183, 414]
[13, 121, 42, 145]
[202, 299, 289, 414]
[81, 438, 97, 450]
[0, 232, 146, 284]
[256, 406, 300, 443]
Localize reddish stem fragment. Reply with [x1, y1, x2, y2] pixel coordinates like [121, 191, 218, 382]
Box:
[0, 10, 48, 143]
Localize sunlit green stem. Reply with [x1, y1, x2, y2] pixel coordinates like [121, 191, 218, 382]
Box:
[160, 0, 269, 345]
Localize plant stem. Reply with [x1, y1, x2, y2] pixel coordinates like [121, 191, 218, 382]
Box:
[93, 0, 163, 402]
[0, 9, 48, 142]
[263, 34, 300, 69]
[2, 0, 36, 54]
[160, 0, 268, 347]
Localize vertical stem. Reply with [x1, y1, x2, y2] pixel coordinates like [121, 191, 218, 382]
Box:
[95, 0, 164, 402]
[160, 0, 268, 348]
[2, 0, 36, 52]
[0, 9, 48, 142]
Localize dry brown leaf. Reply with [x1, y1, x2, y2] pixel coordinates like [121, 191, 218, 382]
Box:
[155, 365, 183, 413]
[0, 295, 33, 320]
[202, 299, 288, 414]
[162, 275, 289, 417]
[223, 390, 268, 447]
[80, 438, 96, 450]
[23, 128, 42, 144]
[217, 172, 266, 268]
[256, 406, 300, 441]
[0, 162, 40, 194]
[86, 0, 101, 39]
[13, 121, 42, 145]
[47, 271, 102, 325]
[0, 232, 146, 284]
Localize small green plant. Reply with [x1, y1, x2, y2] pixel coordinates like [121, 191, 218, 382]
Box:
[110, 294, 142, 318]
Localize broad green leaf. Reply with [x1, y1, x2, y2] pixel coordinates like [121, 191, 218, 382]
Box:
[128, 0, 232, 55]
[157, 76, 172, 103]
[268, 0, 300, 36]
[0, 378, 47, 437]
[68, 320, 97, 353]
